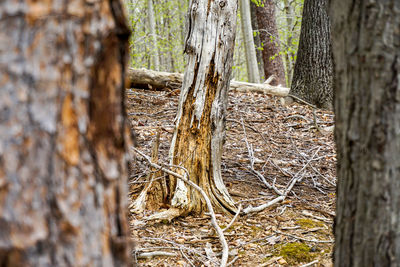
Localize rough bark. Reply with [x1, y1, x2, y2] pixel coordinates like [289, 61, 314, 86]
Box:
[289, 0, 333, 109]
[255, 0, 286, 86]
[127, 68, 289, 96]
[0, 1, 133, 266]
[240, 0, 260, 83]
[166, 0, 239, 215]
[332, 0, 400, 266]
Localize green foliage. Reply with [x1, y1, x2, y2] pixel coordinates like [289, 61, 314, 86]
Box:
[125, 0, 188, 72]
[123, 0, 303, 84]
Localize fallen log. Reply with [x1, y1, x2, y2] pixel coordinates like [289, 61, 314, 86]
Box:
[126, 68, 289, 97]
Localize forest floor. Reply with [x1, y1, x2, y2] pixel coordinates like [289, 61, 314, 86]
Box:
[127, 88, 336, 267]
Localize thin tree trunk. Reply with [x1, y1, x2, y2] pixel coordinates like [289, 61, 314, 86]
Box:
[332, 0, 400, 266]
[166, 0, 239, 216]
[255, 0, 286, 86]
[148, 0, 160, 71]
[0, 1, 133, 266]
[250, 1, 265, 80]
[283, 0, 295, 85]
[240, 0, 260, 83]
[289, 0, 333, 109]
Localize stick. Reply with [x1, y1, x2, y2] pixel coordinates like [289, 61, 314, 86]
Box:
[223, 204, 242, 232]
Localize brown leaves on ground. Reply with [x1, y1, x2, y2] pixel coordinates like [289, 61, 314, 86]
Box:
[127, 88, 336, 266]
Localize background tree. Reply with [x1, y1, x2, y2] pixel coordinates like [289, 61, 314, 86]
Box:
[254, 0, 286, 86]
[159, 0, 238, 217]
[332, 0, 400, 265]
[240, 0, 260, 83]
[147, 0, 160, 71]
[288, 0, 333, 109]
[125, 0, 303, 84]
[250, 1, 265, 80]
[0, 1, 133, 265]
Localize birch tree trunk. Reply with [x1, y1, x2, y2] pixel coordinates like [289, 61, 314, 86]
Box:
[240, 0, 260, 83]
[167, 0, 238, 215]
[289, 0, 333, 109]
[332, 0, 400, 266]
[148, 0, 160, 71]
[255, 0, 286, 86]
[0, 1, 133, 266]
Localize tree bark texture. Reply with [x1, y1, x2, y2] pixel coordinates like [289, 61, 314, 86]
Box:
[289, 0, 333, 109]
[168, 0, 238, 215]
[332, 0, 400, 266]
[240, 0, 260, 83]
[255, 0, 286, 86]
[127, 68, 289, 96]
[0, 1, 133, 266]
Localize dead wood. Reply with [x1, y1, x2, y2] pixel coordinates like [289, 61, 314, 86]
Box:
[127, 68, 290, 96]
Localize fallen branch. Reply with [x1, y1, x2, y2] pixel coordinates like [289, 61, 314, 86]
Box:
[127, 68, 289, 96]
[299, 259, 319, 267]
[132, 147, 230, 267]
[242, 142, 322, 214]
[223, 204, 242, 233]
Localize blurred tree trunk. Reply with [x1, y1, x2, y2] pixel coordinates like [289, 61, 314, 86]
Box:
[255, 0, 286, 86]
[163, 0, 238, 216]
[332, 0, 400, 266]
[283, 0, 295, 85]
[289, 0, 333, 109]
[240, 0, 260, 83]
[0, 1, 133, 266]
[250, 2, 265, 80]
[148, 0, 160, 71]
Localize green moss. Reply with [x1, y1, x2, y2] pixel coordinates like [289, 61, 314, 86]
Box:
[250, 225, 262, 237]
[277, 242, 316, 264]
[296, 218, 324, 229]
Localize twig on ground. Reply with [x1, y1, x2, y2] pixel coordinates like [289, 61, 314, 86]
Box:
[227, 256, 239, 266]
[299, 259, 319, 267]
[223, 204, 242, 232]
[132, 147, 230, 267]
[240, 117, 283, 196]
[242, 147, 321, 214]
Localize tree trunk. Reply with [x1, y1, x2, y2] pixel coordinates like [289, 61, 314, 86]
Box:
[283, 0, 295, 85]
[250, 1, 265, 80]
[148, 0, 160, 71]
[255, 0, 286, 86]
[289, 0, 333, 109]
[0, 1, 133, 266]
[240, 0, 260, 83]
[166, 0, 239, 216]
[332, 0, 400, 266]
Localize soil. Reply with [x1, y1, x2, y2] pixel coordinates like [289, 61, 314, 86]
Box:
[127, 88, 336, 267]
